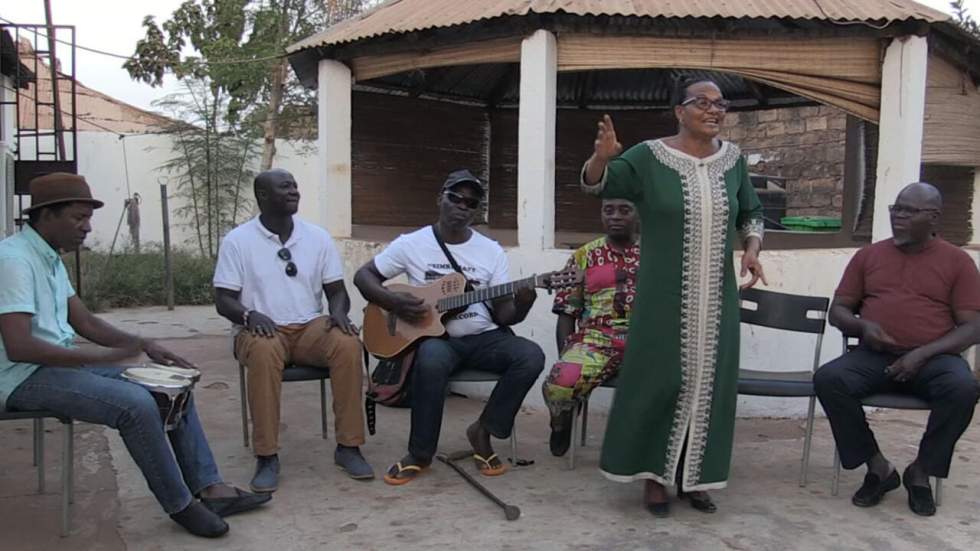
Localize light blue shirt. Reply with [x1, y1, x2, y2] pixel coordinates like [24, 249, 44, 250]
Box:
[0, 225, 76, 409]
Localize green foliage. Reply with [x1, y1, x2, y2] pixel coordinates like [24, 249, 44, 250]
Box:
[951, 1, 980, 39]
[125, 1, 376, 144]
[154, 80, 259, 258]
[64, 247, 215, 312]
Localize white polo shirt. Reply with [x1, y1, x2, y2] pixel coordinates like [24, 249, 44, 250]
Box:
[213, 216, 344, 326]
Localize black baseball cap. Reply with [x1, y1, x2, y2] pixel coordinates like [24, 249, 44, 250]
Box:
[440, 169, 485, 197]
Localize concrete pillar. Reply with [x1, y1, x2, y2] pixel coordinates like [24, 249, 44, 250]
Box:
[517, 29, 557, 250]
[872, 36, 928, 242]
[318, 59, 353, 238]
[972, 169, 980, 246]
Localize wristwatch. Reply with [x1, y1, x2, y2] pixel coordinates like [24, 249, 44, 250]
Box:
[242, 309, 254, 326]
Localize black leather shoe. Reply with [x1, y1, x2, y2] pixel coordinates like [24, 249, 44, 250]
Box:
[170, 501, 229, 538]
[903, 466, 936, 516]
[678, 489, 717, 513]
[549, 410, 573, 457]
[201, 487, 272, 517]
[645, 500, 670, 518]
[851, 469, 900, 507]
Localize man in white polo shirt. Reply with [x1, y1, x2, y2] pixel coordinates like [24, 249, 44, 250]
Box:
[214, 168, 371, 492]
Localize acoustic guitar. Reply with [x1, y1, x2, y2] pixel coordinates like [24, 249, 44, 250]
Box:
[363, 270, 581, 358]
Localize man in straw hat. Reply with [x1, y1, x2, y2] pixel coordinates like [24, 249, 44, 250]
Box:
[0, 173, 270, 538]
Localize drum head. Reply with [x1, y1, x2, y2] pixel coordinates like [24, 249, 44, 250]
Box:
[122, 367, 193, 389]
[147, 363, 201, 381]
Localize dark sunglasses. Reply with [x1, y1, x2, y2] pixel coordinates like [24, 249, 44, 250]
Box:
[277, 247, 297, 277]
[444, 190, 481, 210]
[681, 96, 731, 112]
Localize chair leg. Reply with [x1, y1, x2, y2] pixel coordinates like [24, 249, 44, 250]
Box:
[832, 447, 841, 497]
[581, 399, 589, 447]
[239, 363, 250, 448]
[33, 418, 41, 466]
[568, 405, 579, 470]
[36, 418, 45, 494]
[799, 396, 817, 487]
[935, 477, 942, 507]
[61, 420, 73, 537]
[510, 426, 518, 466]
[319, 379, 328, 440]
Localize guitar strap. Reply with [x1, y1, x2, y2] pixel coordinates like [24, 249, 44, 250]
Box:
[431, 225, 500, 324]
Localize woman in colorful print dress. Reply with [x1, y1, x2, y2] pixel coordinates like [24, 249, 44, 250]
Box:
[580, 78, 767, 517]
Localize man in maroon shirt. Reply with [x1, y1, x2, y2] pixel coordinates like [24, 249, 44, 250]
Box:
[814, 182, 980, 517]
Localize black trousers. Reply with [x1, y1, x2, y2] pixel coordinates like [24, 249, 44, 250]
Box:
[408, 328, 545, 462]
[813, 347, 979, 478]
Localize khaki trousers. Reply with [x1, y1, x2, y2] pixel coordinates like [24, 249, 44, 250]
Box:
[235, 316, 365, 456]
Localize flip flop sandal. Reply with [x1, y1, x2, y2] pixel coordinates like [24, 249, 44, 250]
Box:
[473, 453, 508, 476]
[383, 462, 428, 486]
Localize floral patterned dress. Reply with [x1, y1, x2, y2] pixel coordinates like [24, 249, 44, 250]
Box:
[542, 236, 640, 417]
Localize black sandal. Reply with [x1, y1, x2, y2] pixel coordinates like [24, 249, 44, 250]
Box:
[645, 500, 670, 518]
[678, 489, 717, 513]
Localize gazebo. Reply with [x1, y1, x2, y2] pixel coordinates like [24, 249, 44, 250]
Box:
[287, 0, 978, 249]
[286, 0, 980, 409]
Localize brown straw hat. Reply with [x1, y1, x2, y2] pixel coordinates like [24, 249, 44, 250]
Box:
[22, 173, 104, 214]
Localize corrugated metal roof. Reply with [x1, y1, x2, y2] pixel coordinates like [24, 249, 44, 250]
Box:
[359, 65, 808, 111]
[288, 0, 950, 52]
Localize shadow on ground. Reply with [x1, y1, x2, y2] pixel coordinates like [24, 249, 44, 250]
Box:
[2, 335, 979, 550]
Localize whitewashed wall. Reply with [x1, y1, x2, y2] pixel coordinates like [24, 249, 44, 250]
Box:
[64, 132, 323, 252]
[50, 131, 980, 418]
[331, 240, 865, 417]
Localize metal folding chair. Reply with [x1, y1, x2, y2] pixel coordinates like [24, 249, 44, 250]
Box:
[736, 287, 829, 486]
[568, 376, 617, 469]
[450, 369, 521, 464]
[0, 410, 74, 535]
[238, 363, 330, 447]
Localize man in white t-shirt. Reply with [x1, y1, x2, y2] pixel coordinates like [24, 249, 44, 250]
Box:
[214, 169, 371, 492]
[354, 169, 544, 485]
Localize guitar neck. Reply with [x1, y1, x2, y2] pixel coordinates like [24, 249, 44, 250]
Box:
[436, 275, 539, 312]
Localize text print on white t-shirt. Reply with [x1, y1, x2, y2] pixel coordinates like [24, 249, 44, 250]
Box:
[373, 226, 510, 338]
[424, 269, 483, 321]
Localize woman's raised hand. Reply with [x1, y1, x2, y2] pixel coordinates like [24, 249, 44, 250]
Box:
[594, 114, 623, 161]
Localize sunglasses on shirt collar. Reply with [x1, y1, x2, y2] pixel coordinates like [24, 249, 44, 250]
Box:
[277, 247, 297, 277]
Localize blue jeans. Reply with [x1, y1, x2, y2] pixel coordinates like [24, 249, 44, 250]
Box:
[7, 365, 223, 514]
[409, 328, 545, 462]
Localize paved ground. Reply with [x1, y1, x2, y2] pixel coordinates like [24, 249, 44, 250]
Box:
[1, 307, 979, 550]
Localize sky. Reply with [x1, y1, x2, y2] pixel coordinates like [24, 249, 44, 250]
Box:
[1, 0, 978, 113]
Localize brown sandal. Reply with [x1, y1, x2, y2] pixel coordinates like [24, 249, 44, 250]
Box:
[473, 453, 507, 476]
[383, 461, 428, 486]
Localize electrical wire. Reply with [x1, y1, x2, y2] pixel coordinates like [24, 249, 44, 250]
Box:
[808, 0, 896, 31]
[0, 16, 287, 65]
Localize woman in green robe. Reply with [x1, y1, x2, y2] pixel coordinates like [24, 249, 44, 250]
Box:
[581, 78, 767, 517]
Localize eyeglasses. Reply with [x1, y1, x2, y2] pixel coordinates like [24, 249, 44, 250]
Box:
[277, 247, 297, 277]
[681, 96, 731, 112]
[888, 204, 938, 217]
[444, 190, 481, 210]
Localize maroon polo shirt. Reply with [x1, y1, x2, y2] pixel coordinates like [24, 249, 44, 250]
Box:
[835, 237, 980, 350]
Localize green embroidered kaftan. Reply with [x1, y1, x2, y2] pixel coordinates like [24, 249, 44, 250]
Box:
[584, 139, 764, 491]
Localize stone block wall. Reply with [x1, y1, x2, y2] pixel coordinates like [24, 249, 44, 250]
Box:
[722, 105, 848, 218]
